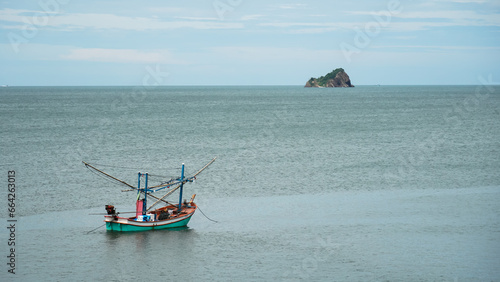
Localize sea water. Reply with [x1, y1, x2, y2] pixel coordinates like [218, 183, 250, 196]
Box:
[0, 85, 499, 281]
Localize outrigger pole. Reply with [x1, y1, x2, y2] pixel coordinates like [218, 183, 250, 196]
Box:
[145, 184, 181, 212]
[82, 161, 135, 189]
[146, 157, 217, 212]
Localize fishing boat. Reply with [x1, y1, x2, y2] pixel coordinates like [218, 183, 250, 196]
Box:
[84, 158, 216, 232]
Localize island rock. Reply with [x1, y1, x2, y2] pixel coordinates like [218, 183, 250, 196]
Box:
[305, 68, 354, 88]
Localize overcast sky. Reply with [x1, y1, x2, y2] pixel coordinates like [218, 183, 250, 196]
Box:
[1, 0, 499, 86]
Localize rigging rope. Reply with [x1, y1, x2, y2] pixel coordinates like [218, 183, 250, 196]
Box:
[86, 162, 180, 171]
[86, 162, 180, 176]
[84, 161, 179, 186]
[84, 163, 140, 170]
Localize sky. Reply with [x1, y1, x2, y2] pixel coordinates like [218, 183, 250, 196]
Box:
[0, 0, 499, 86]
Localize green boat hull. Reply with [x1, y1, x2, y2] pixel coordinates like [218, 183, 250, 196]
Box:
[105, 215, 193, 232]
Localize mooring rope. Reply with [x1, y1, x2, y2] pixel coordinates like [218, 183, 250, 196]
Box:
[86, 223, 106, 234]
[197, 205, 218, 223]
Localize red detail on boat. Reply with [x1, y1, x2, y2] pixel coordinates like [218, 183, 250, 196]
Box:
[136, 199, 144, 217]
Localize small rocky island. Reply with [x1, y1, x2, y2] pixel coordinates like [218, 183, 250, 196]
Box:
[305, 68, 354, 88]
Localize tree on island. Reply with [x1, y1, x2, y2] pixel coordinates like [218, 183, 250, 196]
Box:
[305, 68, 354, 88]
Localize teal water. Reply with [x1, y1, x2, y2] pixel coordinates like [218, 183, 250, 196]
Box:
[1, 86, 499, 281]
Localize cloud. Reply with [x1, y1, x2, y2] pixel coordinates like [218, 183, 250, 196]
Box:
[370, 44, 500, 51]
[277, 4, 308, 10]
[174, 16, 220, 21]
[0, 8, 244, 31]
[260, 8, 500, 34]
[348, 9, 500, 28]
[396, 10, 500, 24]
[61, 48, 188, 64]
[209, 46, 344, 63]
[259, 22, 332, 28]
[258, 22, 346, 34]
[450, 0, 489, 3]
[241, 14, 264, 21]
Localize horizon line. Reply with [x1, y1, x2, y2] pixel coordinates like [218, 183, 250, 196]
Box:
[2, 84, 499, 87]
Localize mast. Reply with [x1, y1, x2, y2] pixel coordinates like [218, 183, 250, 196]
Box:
[137, 172, 141, 200]
[178, 163, 185, 213]
[144, 173, 148, 215]
[136, 172, 148, 216]
[136, 172, 142, 218]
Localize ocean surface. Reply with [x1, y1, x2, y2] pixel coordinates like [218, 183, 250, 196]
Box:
[1, 85, 499, 281]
